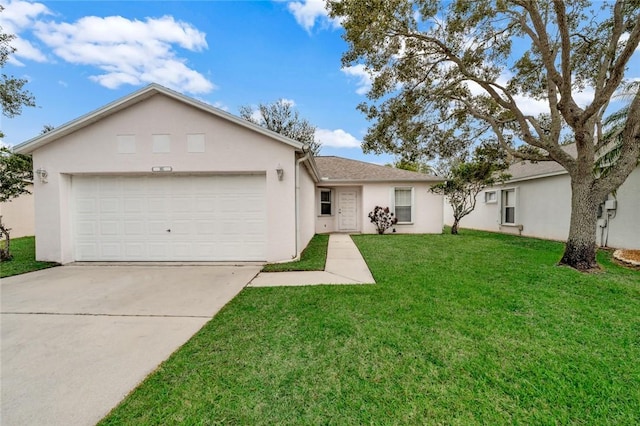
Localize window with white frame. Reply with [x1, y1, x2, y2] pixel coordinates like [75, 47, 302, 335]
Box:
[484, 190, 497, 203]
[320, 189, 332, 215]
[394, 187, 413, 223]
[501, 188, 516, 224]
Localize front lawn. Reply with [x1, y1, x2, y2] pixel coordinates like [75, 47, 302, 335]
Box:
[101, 230, 640, 425]
[261, 233, 329, 272]
[0, 236, 58, 278]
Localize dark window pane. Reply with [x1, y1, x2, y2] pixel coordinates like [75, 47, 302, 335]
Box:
[505, 207, 515, 223]
[321, 203, 331, 215]
[321, 191, 331, 202]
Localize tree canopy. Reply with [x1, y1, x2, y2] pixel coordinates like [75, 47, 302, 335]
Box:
[1, 7, 36, 138]
[328, 0, 640, 271]
[0, 146, 32, 203]
[431, 143, 510, 234]
[239, 100, 321, 155]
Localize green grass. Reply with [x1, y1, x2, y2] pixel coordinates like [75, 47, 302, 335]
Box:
[100, 230, 640, 425]
[0, 236, 58, 278]
[261, 233, 329, 272]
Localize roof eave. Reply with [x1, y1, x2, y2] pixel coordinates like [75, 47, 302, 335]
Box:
[505, 169, 568, 184]
[318, 178, 443, 184]
[14, 83, 305, 154]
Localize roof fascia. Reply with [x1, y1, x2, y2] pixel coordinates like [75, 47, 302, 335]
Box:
[14, 83, 304, 154]
[505, 170, 568, 184]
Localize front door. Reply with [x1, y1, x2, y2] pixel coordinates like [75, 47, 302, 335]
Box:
[338, 191, 357, 231]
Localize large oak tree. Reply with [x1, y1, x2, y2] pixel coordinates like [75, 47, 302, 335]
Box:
[328, 0, 640, 271]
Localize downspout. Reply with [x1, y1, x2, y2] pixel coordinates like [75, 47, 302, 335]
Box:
[294, 145, 311, 259]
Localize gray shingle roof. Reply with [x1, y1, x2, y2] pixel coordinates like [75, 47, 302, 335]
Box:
[314, 156, 441, 182]
[506, 144, 576, 181]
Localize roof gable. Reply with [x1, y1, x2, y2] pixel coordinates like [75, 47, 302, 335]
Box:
[13, 83, 305, 154]
[314, 156, 441, 183]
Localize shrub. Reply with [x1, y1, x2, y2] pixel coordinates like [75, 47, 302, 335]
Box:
[368, 206, 397, 234]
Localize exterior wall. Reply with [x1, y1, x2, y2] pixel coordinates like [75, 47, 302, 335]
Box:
[315, 182, 443, 235]
[444, 168, 640, 249]
[605, 167, 640, 249]
[361, 182, 443, 234]
[297, 162, 316, 257]
[31, 93, 299, 263]
[0, 184, 35, 238]
[314, 186, 363, 233]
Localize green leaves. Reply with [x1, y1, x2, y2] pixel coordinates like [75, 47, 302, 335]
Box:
[0, 146, 32, 203]
[239, 100, 321, 155]
[1, 7, 36, 134]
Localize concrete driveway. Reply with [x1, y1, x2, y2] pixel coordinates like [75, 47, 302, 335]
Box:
[1, 264, 261, 426]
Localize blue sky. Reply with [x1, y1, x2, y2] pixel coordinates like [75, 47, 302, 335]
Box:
[1, 1, 638, 164]
[1, 0, 388, 162]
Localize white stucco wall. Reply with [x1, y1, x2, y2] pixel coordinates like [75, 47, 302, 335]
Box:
[445, 168, 639, 249]
[606, 167, 640, 249]
[0, 184, 35, 238]
[315, 182, 443, 234]
[30, 93, 302, 263]
[362, 182, 443, 234]
[297, 162, 316, 257]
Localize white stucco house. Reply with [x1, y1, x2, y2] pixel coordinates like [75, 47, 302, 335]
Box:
[14, 84, 443, 264]
[444, 146, 640, 250]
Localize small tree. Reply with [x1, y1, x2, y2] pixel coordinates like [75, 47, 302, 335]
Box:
[0, 147, 33, 261]
[239, 99, 321, 155]
[0, 146, 33, 202]
[368, 206, 397, 234]
[431, 146, 510, 235]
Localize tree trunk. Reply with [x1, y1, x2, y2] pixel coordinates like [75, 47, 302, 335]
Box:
[559, 180, 600, 271]
[451, 218, 459, 235]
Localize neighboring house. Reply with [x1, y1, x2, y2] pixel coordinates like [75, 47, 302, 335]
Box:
[0, 183, 35, 238]
[314, 156, 443, 235]
[444, 145, 640, 250]
[14, 84, 443, 264]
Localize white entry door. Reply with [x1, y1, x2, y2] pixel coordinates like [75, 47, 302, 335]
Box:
[338, 191, 358, 231]
[72, 174, 266, 261]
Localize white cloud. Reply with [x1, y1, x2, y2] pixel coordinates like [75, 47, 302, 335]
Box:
[315, 128, 361, 148]
[22, 10, 214, 94]
[0, 0, 51, 64]
[341, 64, 373, 95]
[249, 109, 263, 122]
[287, 0, 340, 32]
[212, 101, 229, 112]
[279, 98, 296, 107]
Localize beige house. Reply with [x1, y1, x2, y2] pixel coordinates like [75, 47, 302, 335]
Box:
[14, 84, 443, 264]
[314, 156, 443, 235]
[0, 184, 35, 238]
[444, 149, 640, 250]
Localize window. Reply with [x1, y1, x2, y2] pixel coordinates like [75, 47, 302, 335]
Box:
[320, 190, 332, 215]
[484, 191, 497, 203]
[502, 189, 516, 224]
[394, 187, 413, 223]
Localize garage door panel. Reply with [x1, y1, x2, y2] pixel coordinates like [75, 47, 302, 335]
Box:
[99, 221, 119, 236]
[72, 175, 266, 261]
[124, 221, 144, 235]
[148, 221, 169, 235]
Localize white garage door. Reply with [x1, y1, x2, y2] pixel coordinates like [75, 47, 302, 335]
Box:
[72, 175, 266, 261]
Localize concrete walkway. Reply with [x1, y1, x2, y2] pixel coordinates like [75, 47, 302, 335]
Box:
[249, 234, 375, 286]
